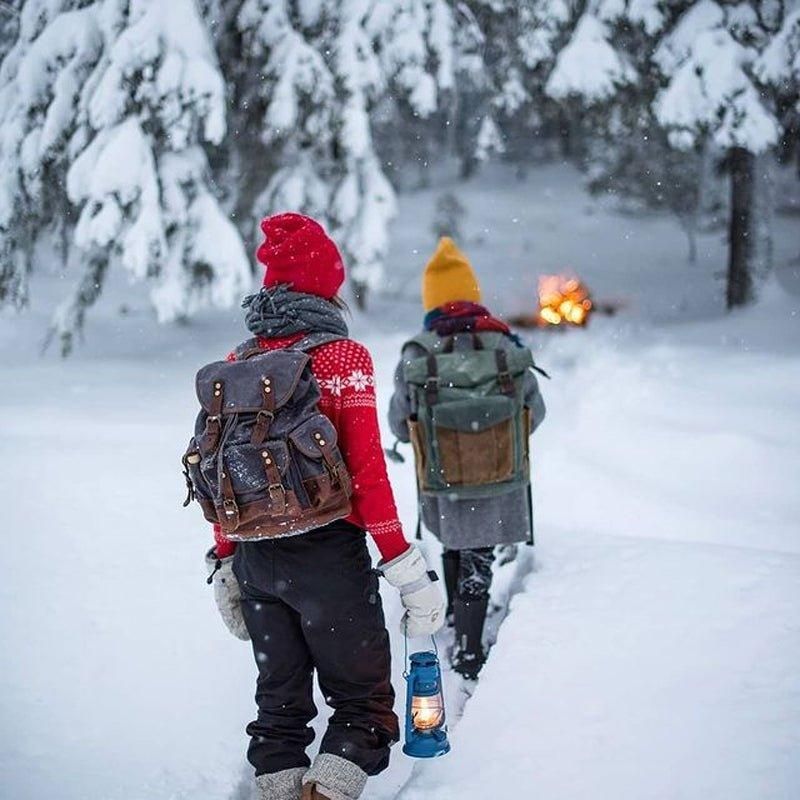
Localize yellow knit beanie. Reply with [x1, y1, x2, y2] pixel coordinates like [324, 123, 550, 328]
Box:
[421, 237, 482, 311]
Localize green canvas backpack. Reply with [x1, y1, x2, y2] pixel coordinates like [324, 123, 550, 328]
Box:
[402, 331, 535, 500]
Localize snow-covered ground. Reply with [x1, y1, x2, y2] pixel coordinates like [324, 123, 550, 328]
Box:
[397, 286, 800, 800]
[1, 163, 798, 799]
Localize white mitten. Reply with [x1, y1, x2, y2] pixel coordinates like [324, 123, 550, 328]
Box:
[379, 545, 446, 637]
[205, 549, 250, 641]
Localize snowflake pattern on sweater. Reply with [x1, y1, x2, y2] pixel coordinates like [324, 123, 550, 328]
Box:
[213, 334, 408, 562]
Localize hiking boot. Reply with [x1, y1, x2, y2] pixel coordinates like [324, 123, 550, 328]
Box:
[451, 647, 486, 680]
[451, 596, 489, 680]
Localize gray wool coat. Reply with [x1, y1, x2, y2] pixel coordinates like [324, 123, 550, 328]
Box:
[388, 331, 546, 550]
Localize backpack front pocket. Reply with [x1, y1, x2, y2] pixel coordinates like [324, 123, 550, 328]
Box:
[221, 441, 289, 500]
[431, 396, 516, 487]
[289, 415, 352, 507]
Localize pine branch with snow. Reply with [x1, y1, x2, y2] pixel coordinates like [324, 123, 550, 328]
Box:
[654, 10, 779, 153]
[232, 0, 452, 306]
[0, 0, 250, 352]
[546, 13, 637, 104]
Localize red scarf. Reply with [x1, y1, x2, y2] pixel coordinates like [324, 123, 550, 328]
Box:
[424, 302, 520, 343]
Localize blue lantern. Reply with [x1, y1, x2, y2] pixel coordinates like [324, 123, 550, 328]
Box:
[403, 647, 451, 758]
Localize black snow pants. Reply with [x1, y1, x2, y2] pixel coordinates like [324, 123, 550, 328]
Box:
[232, 521, 399, 777]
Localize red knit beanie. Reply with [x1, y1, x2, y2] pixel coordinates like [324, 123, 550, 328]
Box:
[257, 213, 345, 299]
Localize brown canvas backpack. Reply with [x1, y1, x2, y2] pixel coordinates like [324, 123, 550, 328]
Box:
[182, 336, 352, 540]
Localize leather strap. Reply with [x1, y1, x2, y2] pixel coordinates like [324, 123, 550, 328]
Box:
[321, 449, 342, 487]
[261, 449, 287, 514]
[425, 353, 439, 406]
[219, 468, 239, 530]
[203, 379, 225, 451]
[250, 374, 277, 444]
[495, 349, 515, 396]
[442, 332, 484, 353]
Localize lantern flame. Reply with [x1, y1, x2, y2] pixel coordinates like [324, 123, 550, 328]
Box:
[537, 275, 593, 327]
[411, 694, 445, 732]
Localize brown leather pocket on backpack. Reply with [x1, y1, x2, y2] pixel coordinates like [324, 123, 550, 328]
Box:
[523, 407, 532, 465]
[408, 417, 428, 489]
[432, 397, 515, 486]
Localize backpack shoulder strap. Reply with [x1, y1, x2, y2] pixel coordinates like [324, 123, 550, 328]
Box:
[233, 333, 345, 360]
[402, 331, 440, 354]
[233, 337, 264, 360]
[291, 332, 345, 353]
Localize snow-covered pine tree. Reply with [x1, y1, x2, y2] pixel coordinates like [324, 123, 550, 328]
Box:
[446, 0, 571, 178]
[0, 0, 250, 353]
[550, 2, 710, 263]
[0, 2, 19, 63]
[543, 3, 642, 161]
[654, 0, 781, 307]
[755, 3, 800, 169]
[371, 0, 454, 189]
[232, 0, 452, 308]
[546, 8, 638, 106]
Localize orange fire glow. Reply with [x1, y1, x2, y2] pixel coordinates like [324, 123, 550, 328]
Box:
[411, 694, 445, 731]
[537, 275, 593, 327]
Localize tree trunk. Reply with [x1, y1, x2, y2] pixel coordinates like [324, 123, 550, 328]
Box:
[351, 279, 368, 311]
[752, 154, 774, 283]
[687, 224, 697, 265]
[679, 213, 698, 265]
[727, 147, 755, 308]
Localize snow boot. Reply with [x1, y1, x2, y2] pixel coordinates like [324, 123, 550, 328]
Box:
[441, 550, 460, 625]
[255, 767, 307, 800]
[301, 753, 367, 800]
[451, 596, 489, 680]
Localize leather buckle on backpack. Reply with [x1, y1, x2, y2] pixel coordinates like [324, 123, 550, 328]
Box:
[222, 498, 238, 517]
[268, 483, 287, 513]
[327, 461, 341, 487]
[425, 376, 439, 405]
[220, 498, 240, 531]
[251, 409, 275, 445]
[202, 415, 222, 451]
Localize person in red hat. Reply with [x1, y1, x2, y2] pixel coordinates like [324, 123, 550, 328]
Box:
[204, 213, 445, 800]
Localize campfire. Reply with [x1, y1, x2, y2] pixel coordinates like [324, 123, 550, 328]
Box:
[537, 275, 593, 327]
[506, 273, 626, 331]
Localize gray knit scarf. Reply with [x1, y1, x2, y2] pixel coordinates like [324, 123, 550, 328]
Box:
[242, 284, 349, 340]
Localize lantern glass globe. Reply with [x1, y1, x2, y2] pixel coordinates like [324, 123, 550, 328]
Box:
[411, 694, 445, 731]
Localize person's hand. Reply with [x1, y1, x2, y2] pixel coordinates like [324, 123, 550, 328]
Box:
[379, 545, 445, 637]
[205, 548, 249, 641]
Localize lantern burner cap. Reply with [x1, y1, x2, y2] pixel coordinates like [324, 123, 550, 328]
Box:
[409, 651, 438, 668]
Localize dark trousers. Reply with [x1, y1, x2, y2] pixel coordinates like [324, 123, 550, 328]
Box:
[233, 521, 399, 776]
[442, 546, 495, 610]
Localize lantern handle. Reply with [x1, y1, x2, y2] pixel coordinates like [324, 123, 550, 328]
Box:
[402, 626, 440, 679]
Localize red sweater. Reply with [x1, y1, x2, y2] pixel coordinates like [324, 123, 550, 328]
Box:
[212, 334, 409, 562]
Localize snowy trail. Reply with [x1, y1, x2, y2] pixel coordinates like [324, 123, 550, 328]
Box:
[397, 530, 800, 800]
[392, 297, 800, 800]
[1, 300, 798, 800]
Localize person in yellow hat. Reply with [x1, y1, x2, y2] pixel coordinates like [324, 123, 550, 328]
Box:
[388, 237, 546, 680]
[420, 236, 482, 311]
